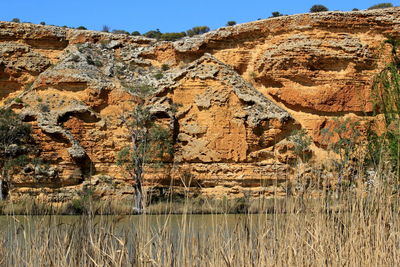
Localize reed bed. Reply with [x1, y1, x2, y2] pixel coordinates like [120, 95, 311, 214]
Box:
[0, 184, 399, 266]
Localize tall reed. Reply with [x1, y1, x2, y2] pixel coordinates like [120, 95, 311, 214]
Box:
[0, 181, 399, 266]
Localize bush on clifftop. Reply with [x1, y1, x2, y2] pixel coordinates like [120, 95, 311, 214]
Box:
[102, 25, 110, 32]
[112, 29, 129, 35]
[143, 29, 162, 40]
[186, 26, 210, 37]
[309, 4, 329, 13]
[270, 11, 284, 17]
[160, 32, 187, 41]
[368, 3, 393, 10]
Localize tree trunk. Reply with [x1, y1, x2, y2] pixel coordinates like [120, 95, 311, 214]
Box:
[133, 182, 143, 214]
[0, 168, 6, 201]
[132, 142, 144, 214]
[0, 179, 3, 201]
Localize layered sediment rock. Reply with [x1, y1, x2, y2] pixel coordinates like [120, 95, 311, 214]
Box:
[1, 8, 400, 200]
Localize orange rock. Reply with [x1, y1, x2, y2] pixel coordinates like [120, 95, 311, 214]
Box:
[0, 8, 399, 200]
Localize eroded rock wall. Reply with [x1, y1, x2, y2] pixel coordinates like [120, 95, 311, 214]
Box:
[1, 8, 400, 199]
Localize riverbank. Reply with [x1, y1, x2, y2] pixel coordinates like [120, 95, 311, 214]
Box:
[0, 195, 300, 215]
[0, 182, 396, 216]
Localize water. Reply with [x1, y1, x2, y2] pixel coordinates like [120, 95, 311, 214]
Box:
[0, 214, 277, 245]
[0, 213, 273, 233]
[0, 213, 278, 261]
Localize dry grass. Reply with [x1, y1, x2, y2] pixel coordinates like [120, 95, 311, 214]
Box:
[1, 153, 400, 266]
[0, 183, 400, 266]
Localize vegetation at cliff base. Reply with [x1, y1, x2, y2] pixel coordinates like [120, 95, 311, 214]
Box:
[117, 85, 173, 213]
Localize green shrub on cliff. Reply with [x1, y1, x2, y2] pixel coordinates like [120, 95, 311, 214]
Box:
[131, 31, 141, 36]
[186, 26, 210, 37]
[143, 29, 162, 40]
[0, 109, 32, 200]
[270, 11, 284, 17]
[102, 25, 110, 32]
[161, 64, 170, 71]
[112, 29, 129, 35]
[154, 72, 164, 80]
[371, 38, 400, 176]
[160, 32, 186, 41]
[309, 4, 329, 13]
[289, 129, 312, 162]
[368, 3, 393, 10]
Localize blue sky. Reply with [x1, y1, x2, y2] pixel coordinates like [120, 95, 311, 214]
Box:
[1, 1, 398, 33]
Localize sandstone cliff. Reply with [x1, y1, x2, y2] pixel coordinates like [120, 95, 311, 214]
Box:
[1, 8, 400, 200]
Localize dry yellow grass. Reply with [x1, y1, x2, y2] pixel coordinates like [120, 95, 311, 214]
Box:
[0, 183, 399, 266]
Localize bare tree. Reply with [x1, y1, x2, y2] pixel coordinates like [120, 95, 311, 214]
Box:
[117, 85, 172, 213]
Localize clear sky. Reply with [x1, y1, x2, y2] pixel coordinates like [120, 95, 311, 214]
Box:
[1, 1, 398, 34]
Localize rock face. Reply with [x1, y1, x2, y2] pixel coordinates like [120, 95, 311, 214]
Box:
[1, 8, 400, 200]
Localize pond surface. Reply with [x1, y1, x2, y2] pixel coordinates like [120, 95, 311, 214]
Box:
[0, 213, 275, 232]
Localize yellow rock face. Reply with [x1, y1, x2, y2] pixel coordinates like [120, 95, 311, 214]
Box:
[1, 8, 400, 199]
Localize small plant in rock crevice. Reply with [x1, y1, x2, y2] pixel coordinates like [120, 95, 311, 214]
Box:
[154, 72, 164, 80]
[161, 64, 170, 71]
[289, 129, 312, 163]
[39, 103, 50, 113]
